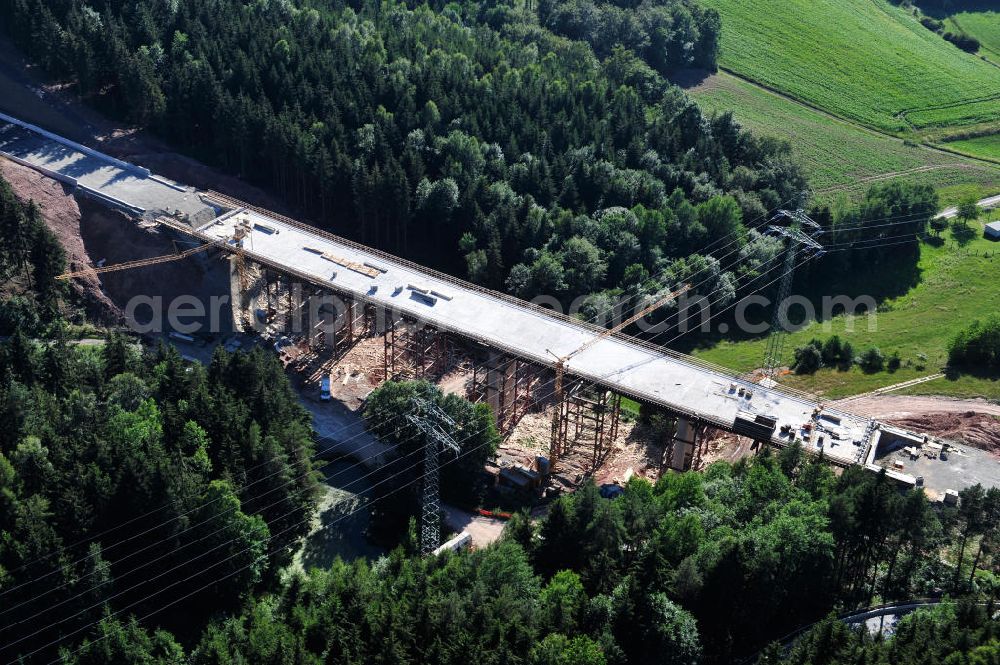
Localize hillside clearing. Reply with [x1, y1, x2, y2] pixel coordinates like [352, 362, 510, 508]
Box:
[701, 0, 1000, 135]
[693, 220, 1000, 399]
[687, 71, 1000, 204]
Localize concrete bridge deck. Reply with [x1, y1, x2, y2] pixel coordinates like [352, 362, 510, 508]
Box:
[184, 205, 873, 465]
[0, 112, 874, 466]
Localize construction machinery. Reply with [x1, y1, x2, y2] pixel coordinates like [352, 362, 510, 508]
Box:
[547, 283, 690, 470]
[56, 217, 253, 281]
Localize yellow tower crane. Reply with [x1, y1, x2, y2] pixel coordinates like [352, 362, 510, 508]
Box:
[56, 243, 213, 280]
[56, 221, 251, 281]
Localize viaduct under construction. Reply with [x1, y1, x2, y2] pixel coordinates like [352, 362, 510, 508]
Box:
[0, 111, 914, 480]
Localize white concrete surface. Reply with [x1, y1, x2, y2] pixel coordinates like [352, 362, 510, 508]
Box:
[0, 121, 213, 221]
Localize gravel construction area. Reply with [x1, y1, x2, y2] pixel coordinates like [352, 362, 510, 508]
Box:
[876, 442, 1000, 496]
[442, 504, 507, 549]
[841, 395, 1000, 419]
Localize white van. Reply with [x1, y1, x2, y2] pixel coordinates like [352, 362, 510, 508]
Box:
[319, 376, 332, 401]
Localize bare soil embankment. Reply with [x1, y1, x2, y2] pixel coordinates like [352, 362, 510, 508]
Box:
[840, 395, 1000, 453]
[0, 157, 118, 321]
[1, 156, 233, 328]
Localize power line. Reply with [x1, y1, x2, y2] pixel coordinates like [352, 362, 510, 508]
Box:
[1, 189, 808, 608]
[1, 192, 812, 652]
[0, 406, 408, 605]
[32, 248, 833, 663]
[5, 248, 794, 638]
[9, 189, 791, 584]
[15, 243, 838, 664]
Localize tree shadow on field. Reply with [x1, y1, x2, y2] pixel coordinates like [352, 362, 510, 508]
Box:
[906, 0, 999, 19]
[673, 248, 923, 355]
[943, 365, 1000, 385]
[951, 222, 978, 246]
[672, 67, 715, 90]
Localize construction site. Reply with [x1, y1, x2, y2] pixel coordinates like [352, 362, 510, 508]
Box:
[1, 109, 992, 508]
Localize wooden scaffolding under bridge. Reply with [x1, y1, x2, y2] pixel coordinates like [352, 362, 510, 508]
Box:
[383, 319, 455, 381]
[329, 296, 371, 359]
[552, 381, 622, 472]
[469, 355, 541, 436]
[300, 289, 371, 354]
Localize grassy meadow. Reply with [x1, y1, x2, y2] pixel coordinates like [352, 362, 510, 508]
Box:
[945, 133, 1000, 162]
[688, 72, 1000, 203]
[946, 9, 1000, 61]
[701, 0, 1000, 135]
[693, 214, 1000, 399]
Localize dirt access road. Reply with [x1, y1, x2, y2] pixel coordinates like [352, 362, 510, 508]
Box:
[836, 395, 1000, 453]
[838, 395, 1000, 419]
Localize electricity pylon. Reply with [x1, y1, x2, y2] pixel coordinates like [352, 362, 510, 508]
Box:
[759, 207, 825, 385]
[406, 398, 460, 555]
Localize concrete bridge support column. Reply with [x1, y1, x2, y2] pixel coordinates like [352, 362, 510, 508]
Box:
[315, 295, 335, 349]
[229, 256, 250, 333]
[373, 305, 396, 336]
[347, 299, 365, 341]
[302, 289, 324, 350]
[326, 294, 366, 357]
[287, 282, 305, 337]
[668, 417, 698, 471]
[484, 353, 516, 432]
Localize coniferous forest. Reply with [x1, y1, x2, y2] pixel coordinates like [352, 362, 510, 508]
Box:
[0, 0, 997, 662]
[2, 315, 999, 662]
[1, 0, 939, 318]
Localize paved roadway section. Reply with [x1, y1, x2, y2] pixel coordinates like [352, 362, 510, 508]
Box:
[0, 120, 213, 222]
[935, 193, 1000, 219]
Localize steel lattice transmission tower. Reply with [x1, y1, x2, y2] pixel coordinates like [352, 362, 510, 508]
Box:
[759, 207, 825, 385]
[406, 398, 460, 555]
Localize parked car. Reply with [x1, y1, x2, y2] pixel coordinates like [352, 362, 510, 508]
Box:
[320, 376, 332, 401]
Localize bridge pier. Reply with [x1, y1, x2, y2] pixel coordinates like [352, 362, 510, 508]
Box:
[666, 417, 699, 471]
[469, 353, 540, 436]
[286, 282, 303, 335]
[383, 319, 452, 381]
[550, 381, 621, 473]
[346, 299, 366, 342]
[229, 254, 266, 333]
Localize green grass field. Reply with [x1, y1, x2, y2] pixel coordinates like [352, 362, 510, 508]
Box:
[688, 72, 1000, 203]
[947, 9, 1000, 60]
[945, 133, 1000, 161]
[693, 217, 1000, 399]
[701, 0, 1000, 135]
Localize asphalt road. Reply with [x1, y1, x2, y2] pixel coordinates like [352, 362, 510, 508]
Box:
[935, 193, 1000, 219]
